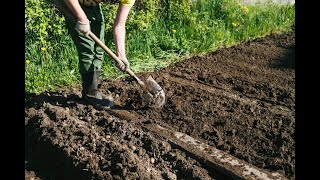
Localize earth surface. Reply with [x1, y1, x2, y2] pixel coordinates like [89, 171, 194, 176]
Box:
[25, 31, 295, 180]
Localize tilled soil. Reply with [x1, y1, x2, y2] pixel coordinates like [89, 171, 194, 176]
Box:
[25, 31, 295, 180]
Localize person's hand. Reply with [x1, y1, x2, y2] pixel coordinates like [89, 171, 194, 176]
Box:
[75, 20, 90, 36]
[117, 58, 129, 72]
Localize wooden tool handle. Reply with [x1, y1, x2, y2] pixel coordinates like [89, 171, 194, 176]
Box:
[88, 32, 145, 86]
[50, 0, 145, 86]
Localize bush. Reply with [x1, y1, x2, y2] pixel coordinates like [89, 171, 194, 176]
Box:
[25, 0, 164, 46]
[25, 0, 295, 93]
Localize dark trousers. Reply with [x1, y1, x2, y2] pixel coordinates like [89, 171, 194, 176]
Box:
[64, 4, 105, 75]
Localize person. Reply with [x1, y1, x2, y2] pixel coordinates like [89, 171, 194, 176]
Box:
[63, 0, 135, 109]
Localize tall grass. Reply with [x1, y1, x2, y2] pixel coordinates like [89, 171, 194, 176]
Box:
[25, 0, 295, 94]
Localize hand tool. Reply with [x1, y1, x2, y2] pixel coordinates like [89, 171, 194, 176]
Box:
[50, 0, 166, 108]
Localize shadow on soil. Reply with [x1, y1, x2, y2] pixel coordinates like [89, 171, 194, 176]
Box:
[270, 44, 295, 69]
[25, 136, 92, 180]
[25, 31, 295, 180]
[25, 91, 135, 111]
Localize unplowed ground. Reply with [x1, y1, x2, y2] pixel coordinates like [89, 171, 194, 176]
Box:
[25, 31, 295, 180]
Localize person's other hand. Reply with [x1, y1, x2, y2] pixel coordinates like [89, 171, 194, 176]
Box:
[75, 20, 90, 36]
[117, 58, 129, 72]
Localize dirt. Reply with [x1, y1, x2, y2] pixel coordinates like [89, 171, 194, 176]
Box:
[25, 31, 295, 180]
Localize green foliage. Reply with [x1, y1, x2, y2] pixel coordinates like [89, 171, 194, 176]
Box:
[25, 0, 161, 47]
[220, 0, 250, 28]
[25, 0, 295, 94]
[25, 0, 67, 48]
[163, 0, 195, 26]
[127, 0, 161, 31]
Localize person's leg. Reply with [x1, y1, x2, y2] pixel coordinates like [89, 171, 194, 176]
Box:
[91, 16, 105, 72]
[65, 15, 96, 74]
[64, 5, 113, 109]
[85, 17, 114, 108]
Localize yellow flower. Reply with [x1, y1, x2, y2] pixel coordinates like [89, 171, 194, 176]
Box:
[48, 25, 52, 29]
[41, 47, 46, 51]
[25, 60, 30, 64]
[232, 22, 240, 27]
[243, 7, 249, 13]
[237, 3, 244, 9]
[172, 29, 177, 33]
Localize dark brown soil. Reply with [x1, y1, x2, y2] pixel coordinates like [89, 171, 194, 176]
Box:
[25, 31, 295, 180]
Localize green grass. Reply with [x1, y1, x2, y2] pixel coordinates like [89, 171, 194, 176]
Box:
[25, 0, 295, 94]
